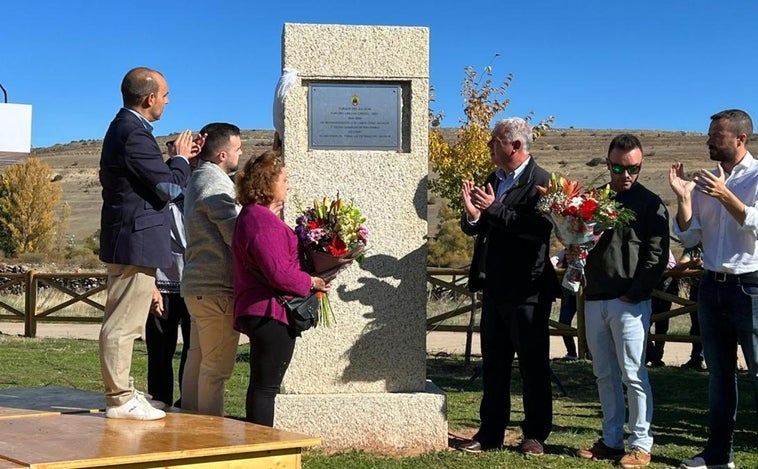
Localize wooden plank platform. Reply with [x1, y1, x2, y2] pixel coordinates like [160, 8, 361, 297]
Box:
[0, 387, 320, 468]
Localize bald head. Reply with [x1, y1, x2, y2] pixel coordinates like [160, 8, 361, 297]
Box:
[121, 67, 164, 108]
[120, 67, 169, 122]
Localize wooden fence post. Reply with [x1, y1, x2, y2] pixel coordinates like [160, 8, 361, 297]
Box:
[23, 270, 37, 338]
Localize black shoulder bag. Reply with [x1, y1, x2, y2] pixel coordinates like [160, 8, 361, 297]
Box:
[244, 264, 320, 334]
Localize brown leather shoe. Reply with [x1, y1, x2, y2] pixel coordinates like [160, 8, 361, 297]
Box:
[577, 439, 625, 460]
[619, 447, 651, 468]
[519, 438, 544, 456]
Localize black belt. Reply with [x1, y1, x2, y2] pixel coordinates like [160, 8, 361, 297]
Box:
[706, 270, 758, 284]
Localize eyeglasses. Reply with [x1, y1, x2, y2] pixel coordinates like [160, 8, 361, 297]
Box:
[609, 163, 642, 175]
[489, 135, 510, 145]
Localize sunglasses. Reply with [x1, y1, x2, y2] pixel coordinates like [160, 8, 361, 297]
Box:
[609, 163, 642, 175]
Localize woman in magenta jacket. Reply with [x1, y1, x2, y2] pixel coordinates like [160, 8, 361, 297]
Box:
[232, 150, 329, 426]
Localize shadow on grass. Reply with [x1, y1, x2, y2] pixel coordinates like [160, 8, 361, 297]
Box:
[428, 353, 757, 457]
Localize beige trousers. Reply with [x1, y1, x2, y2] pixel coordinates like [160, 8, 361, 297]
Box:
[100, 263, 156, 406]
[181, 295, 240, 416]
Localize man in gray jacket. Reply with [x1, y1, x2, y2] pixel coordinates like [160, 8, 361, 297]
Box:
[577, 134, 669, 468]
[181, 123, 242, 416]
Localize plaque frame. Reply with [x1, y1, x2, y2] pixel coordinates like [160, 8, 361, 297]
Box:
[308, 83, 402, 151]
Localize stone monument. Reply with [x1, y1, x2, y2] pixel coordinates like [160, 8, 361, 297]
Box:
[274, 23, 447, 452]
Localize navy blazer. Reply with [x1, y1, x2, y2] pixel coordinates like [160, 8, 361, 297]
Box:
[461, 157, 561, 303]
[99, 109, 190, 269]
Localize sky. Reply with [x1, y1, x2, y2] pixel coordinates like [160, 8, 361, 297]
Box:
[4, 0, 758, 148]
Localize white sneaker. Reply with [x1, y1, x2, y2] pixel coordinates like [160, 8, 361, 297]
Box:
[127, 377, 168, 410]
[680, 456, 735, 469]
[135, 390, 168, 410]
[105, 392, 166, 420]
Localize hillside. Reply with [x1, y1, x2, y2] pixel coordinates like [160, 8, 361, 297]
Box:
[29, 128, 709, 245]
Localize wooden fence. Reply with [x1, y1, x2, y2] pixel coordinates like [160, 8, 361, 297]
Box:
[427, 267, 703, 362]
[0, 270, 106, 337]
[0, 268, 701, 356]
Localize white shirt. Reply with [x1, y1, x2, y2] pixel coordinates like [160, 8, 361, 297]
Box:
[674, 151, 758, 274]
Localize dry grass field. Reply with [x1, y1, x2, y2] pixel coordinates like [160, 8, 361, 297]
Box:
[29, 128, 712, 246]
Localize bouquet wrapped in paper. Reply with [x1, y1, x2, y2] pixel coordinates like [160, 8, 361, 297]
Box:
[294, 195, 368, 326]
[537, 174, 635, 292]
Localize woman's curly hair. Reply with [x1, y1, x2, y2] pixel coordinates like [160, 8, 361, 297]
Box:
[236, 150, 284, 205]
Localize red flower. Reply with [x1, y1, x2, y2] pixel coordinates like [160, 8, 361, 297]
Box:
[579, 199, 598, 221]
[307, 220, 325, 230]
[327, 236, 348, 256]
[563, 205, 578, 217]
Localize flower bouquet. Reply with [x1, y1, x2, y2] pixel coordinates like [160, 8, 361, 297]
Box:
[294, 194, 368, 326]
[537, 173, 635, 292]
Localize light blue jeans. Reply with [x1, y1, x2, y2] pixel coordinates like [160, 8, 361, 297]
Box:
[585, 298, 653, 453]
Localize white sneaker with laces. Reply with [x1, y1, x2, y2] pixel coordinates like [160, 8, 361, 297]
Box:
[135, 390, 168, 410]
[680, 456, 735, 469]
[127, 377, 168, 410]
[105, 392, 166, 420]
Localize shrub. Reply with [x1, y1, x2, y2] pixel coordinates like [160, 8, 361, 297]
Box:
[83, 229, 100, 256]
[427, 204, 474, 268]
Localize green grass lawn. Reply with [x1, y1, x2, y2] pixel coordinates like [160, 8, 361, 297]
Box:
[0, 335, 755, 468]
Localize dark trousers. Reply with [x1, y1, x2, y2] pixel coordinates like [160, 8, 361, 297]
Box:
[689, 282, 703, 359]
[475, 293, 553, 447]
[238, 315, 297, 427]
[646, 277, 678, 364]
[559, 289, 577, 357]
[145, 293, 191, 406]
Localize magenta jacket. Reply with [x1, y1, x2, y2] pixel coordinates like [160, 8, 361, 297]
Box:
[232, 203, 312, 329]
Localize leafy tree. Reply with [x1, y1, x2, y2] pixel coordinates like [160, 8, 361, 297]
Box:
[429, 64, 554, 212]
[0, 158, 63, 255]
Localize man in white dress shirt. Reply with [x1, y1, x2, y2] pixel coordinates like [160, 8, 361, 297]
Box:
[670, 109, 758, 469]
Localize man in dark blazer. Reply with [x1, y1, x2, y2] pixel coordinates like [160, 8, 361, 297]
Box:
[458, 117, 561, 455]
[99, 67, 194, 420]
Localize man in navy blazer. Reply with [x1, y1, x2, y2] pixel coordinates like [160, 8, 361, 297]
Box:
[458, 117, 561, 455]
[99, 67, 194, 420]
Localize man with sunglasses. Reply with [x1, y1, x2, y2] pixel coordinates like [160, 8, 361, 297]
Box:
[577, 134, 669, 468]
[670, 109, 758, 469]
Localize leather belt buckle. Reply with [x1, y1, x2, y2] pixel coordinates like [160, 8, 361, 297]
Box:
[713, 271, 728, 282]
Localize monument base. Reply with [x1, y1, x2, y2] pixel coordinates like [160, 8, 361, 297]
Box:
[274, 380, 447, 453]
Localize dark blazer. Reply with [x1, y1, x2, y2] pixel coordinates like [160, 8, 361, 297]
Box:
[99, 109, 190, 269]
[462, 157, 561, 303]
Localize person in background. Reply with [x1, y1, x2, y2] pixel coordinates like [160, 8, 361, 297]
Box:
[551, 248, 578, 360]
[99, 66, 194, 420]
[676, 243, 706, 370]
[457, 117, 561, 456]
[181, 123, 242, 416]
[232, 151, 329, 426]
[645, 249, 677, 368]
[144, 136, 203, 408]
[577, 134, 669, 468]
[670, 109, 758, 469]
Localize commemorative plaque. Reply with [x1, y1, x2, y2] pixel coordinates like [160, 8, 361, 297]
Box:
[308, 83, 401, 150]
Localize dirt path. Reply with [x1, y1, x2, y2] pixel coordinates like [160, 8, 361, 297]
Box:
[0, 321, 746, 370]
